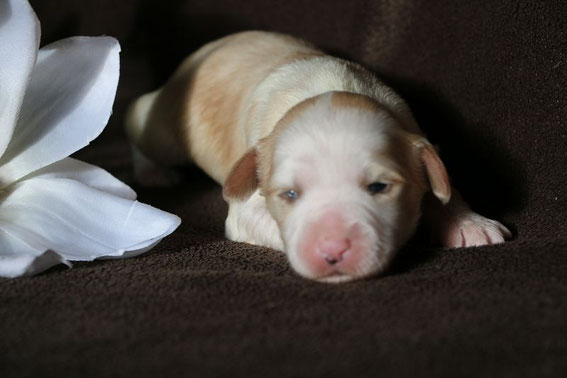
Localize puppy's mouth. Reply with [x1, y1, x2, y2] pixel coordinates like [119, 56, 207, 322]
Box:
[315, 271, 358, 283]
[309, 264, 374, 283]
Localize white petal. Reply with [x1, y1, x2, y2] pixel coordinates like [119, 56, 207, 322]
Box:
[0, 36, 120, 185]
[0, 227, 70, 278]
[22, 157, 136, 200]
[0, 177, 180, 261]
[0, 0, 40, 156]
[99, 239, 161, 260]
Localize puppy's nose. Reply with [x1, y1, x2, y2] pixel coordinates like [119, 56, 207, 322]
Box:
[317, 238, 351, 265]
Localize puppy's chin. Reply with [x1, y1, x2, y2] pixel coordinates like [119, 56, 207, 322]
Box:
[316, 273, 360, 284]
[287, 250, 392, 283]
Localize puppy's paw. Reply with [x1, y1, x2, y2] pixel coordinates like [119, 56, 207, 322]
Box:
[441, 212, 512, 248]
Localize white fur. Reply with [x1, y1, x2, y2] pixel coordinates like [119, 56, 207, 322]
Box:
[225, 191, 284, 251]
[265, 94, 418, 280]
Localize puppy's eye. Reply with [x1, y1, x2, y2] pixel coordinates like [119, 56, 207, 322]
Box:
[367, 182, 389, 194]
[282, 189, 299, 200]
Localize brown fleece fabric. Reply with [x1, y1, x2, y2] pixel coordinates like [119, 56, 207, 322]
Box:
[1, 1, 566, 377]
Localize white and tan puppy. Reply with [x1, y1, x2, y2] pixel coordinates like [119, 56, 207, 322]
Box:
[126, 31, 511, 282]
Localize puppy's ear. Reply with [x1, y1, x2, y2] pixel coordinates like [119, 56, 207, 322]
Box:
[223, 148, 259, 201]
[407, 134, 451, 204]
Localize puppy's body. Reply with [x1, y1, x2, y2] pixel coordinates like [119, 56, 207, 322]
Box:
[127, 32, 416, 182]
[127, 31, 511, 282]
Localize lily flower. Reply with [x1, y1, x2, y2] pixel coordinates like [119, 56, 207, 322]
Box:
[0, 0, 181, 277]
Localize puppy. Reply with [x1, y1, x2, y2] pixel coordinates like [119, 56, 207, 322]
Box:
[125, 31, 511, 282]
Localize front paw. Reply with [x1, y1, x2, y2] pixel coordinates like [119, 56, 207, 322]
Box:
[441, 212, 512, 248]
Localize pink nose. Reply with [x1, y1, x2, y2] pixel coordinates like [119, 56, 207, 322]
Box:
[317, 238, 351, 265]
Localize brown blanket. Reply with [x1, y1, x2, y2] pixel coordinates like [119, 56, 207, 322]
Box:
[1, 0, 566, 376]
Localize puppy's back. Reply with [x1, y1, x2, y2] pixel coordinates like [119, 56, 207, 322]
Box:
[126, 31, 321, 183]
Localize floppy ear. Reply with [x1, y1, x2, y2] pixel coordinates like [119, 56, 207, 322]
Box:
[408, 135, 451, 204]
[420, 141, 451, 204]
[223, 148, 259, 201]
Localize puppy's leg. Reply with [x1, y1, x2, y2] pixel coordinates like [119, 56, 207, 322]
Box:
[423, 188, 512, 248]
[225, 191, 284, 251]
[125, 91, 189, 187]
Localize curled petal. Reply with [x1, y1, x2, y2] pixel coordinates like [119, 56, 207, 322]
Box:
[0, 228, 70, 278]
[0, 177, 181, 261]
[0, 36, 120, 186]
[22, 157, 136, 200]
[0, 0, 40, 156]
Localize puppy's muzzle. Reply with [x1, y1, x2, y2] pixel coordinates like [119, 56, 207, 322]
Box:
[295, 210, 372, 279]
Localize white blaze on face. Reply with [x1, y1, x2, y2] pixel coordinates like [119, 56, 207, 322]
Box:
[266, 94, 422, 282]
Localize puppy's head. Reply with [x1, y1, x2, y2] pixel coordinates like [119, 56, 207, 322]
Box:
[224, 91, 450, 282]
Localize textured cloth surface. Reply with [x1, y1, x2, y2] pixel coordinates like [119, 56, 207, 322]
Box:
[1, 0, 566, 377]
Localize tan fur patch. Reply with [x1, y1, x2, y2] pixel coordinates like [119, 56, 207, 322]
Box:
[223, 149, 259, 200]
[420, 142, 451, 204]
[403, 132, 451, 203]
[193, 49, 322, 180]
[187, 32, 324, 184]
[125, 36, 229, 167]
[330, 91, 384, 113]
[127, 31, 323, 185]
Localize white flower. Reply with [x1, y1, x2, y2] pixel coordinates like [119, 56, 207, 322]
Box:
[0, 0, 181, 277]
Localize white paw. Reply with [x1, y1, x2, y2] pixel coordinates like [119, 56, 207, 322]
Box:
[441, 212, 512, 248]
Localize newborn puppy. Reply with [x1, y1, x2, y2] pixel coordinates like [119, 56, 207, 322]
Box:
[126, 31, 511, 282]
